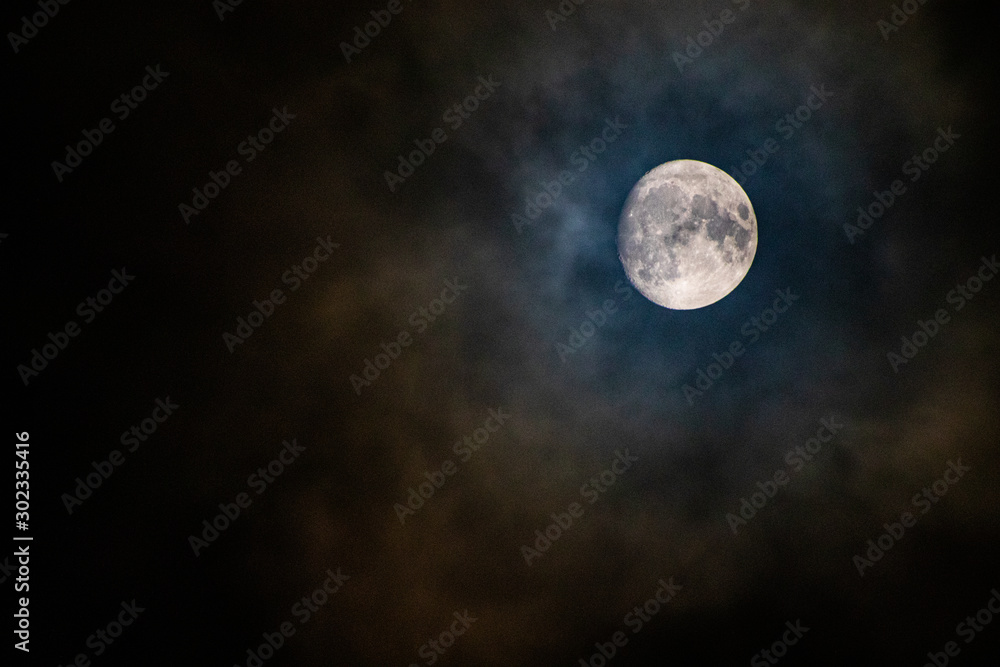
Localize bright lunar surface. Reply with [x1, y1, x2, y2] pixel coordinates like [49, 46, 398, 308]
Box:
[618, 160, 758, 310]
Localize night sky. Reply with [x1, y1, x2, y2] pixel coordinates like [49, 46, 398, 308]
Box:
[6, 0, 1000, 665]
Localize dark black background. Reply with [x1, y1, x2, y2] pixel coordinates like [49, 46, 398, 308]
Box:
[5, 0, 1000, 665]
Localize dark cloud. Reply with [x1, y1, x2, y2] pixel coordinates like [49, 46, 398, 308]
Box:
[9, 0, 999, 664]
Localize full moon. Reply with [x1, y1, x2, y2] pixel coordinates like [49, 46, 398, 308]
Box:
[618, 160, 758, 310]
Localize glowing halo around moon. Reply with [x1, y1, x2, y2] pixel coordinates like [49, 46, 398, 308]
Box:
[617, 160, 758, 310]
